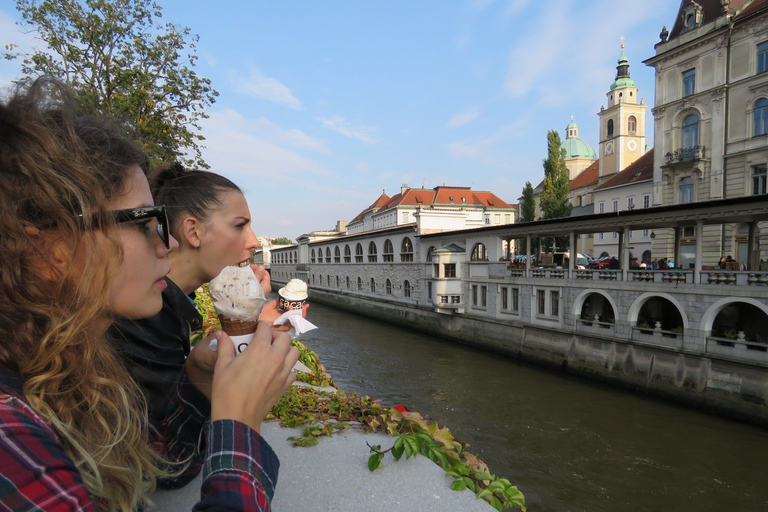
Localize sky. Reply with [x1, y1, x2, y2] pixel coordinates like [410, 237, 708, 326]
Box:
[0, 0, 683, 241]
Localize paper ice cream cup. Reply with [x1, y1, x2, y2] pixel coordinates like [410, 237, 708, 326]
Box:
[278, 293, 306, 311]
[219, 317, 259, 354]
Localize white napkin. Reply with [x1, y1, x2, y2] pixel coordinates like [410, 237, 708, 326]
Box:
[273, 309, 318, 338]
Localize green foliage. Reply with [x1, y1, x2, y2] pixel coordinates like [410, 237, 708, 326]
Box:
[6, 0, 218, 168]
[272, 237, 293, 245]
[540, 130, 572, 251]
[518, 181, 537, 254]
[364, 408, 526, 510]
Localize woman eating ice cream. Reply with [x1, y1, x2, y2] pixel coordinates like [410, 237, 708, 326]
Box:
[0, 77, 298, 511]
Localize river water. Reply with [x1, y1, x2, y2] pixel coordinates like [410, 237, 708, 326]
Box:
[300, 301, 768, 512]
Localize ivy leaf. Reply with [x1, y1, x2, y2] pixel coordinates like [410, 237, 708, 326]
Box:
[427, 423, 456, 450]
[450, 479, 467, 492]
[490, 496, 503, 512]
[392, 438, 405, 461]
[367, 453, 384, 472]
[403, 435, 419, 458]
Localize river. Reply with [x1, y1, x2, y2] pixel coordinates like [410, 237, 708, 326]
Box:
[299, 301, 768, 512]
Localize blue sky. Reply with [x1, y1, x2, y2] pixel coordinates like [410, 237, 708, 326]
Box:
[1, 0, 682, 241]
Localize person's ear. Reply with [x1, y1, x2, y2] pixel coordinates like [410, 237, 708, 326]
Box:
[24, 227, 70, 281]
[181, 216, 204, 248]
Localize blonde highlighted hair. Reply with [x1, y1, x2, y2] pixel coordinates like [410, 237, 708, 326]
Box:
[0, 78, 162, 511]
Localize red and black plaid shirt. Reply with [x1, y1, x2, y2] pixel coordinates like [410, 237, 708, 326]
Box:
[0, 366, 279, 511]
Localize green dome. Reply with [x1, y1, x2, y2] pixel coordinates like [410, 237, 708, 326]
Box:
[562, 136, 597, 160]
[563, 119, 597, 160]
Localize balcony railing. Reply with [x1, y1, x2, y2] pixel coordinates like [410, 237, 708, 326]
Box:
[664, 145, 704, 165]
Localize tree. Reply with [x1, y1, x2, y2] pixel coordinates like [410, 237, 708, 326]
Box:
[5, 0, 218, 167]
[540, 130, 572, 251]
[517, 181, 536, 254]
[272, 237, 293, 245]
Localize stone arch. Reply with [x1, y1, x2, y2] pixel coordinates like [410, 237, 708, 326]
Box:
[701, 298, 768, 340]
[572, 289, 619, 323]
[628, 292, 688, 330]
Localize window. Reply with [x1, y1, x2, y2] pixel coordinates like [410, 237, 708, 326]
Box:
[310, 249, 316, 263]
[334, 247, 341, 263]
[628, 115, 637, 135]
[355, 243, 363, 263]
[682, 69, 695, 97]
[754, 98, 768, 136]
[433, 263, 440, 277]
[599, 201, 605, 214]
[451, 295, 461, 304]
[444, 263, 456, 278]
[607, 119, 614, 138]
[357, 277, 362, 290]
[404, 280, 411, 298]
[386, 279, 392, 295]
[471, 243, 488, 261]
[551, 291, 559, 316]
[344, 245, 351, 263]
[427, 281, 432, 300]
[400, 237, 414, 262]
[501, 287, 508, 310]
[383, 239, 394, 262]
[401, 212, 409, 223]
[481, 286, 487, 307]
[512, 288, 519, 312]
[758, 41, 768, 73]
[643, 194, 650, 209]
[682, 114, 699, 150]
[336, 276, 340, 287]
[441, 295, 449, 304]
[753, 164, 767, 195]
[325, 248, 331, 262]
[317, 250, 323, 263]
[679, 176, 694, 204]
[472, 285, 478, 306]
[370, 278, 376, 293]
[537, 291, 546, 315]
[612, 199, 618, 212]
[346, 276, 350, 289]
[627, 196, 634, 210]
[368, 241, 377, 262]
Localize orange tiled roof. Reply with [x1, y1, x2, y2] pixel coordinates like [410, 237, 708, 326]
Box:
[377, 186, 513, 210]
[570, 161, 600, 190]
[350, 192, 390, 222]
[738, 0, 768, 18]
[593, 149, 654, 191]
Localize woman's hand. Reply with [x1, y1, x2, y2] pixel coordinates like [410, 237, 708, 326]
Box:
[185, 334, 219, 399]
[250, 264, 271, 296]
[210, 322, 299, 433]
[259, 299, 310, 330]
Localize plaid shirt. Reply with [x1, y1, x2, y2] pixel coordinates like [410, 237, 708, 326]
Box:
[0, 366, 279, 511]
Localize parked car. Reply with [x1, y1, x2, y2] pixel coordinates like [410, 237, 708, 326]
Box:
[589, 256, 618, 269]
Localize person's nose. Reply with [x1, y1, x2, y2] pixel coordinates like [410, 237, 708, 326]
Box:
[244, 226, 259, 250]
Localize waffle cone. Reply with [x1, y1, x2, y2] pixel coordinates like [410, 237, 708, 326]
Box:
[219, 317, 259, 336]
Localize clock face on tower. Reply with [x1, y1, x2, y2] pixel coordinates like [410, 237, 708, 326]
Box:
[605, 141, 614, 155]
[627, 139, 638, 151]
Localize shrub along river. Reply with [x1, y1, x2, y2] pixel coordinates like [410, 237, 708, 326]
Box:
[299, 300, 768, 512]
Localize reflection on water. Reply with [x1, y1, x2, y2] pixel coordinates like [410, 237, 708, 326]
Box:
[301, 301, 768, 512]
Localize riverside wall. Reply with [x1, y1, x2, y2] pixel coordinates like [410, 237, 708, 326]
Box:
[299, 286, 768, 429]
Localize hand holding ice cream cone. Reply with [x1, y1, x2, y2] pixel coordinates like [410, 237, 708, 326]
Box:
[209, 265, 268, 353]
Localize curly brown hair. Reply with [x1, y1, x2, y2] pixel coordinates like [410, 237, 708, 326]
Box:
[0, 77, 162, 511]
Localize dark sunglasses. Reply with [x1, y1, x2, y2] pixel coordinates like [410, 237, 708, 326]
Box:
[81, 205, 171, 249]
[112, 206, 171, 249]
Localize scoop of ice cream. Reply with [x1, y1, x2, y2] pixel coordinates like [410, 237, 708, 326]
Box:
[278, 279, 308, 301]
[208, 266, 267, 321]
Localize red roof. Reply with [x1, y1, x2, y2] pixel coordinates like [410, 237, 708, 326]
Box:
[738, 0, 768, 18]
[350, 192, 390, 222]
[593, 149, 654, 191]
[376, 186, 513, 211]
[570, 161, 599, 190]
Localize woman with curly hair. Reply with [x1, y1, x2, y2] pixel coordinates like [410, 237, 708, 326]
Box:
[0, 78, 297, 511]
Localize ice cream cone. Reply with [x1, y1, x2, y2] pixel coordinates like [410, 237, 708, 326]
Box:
[219, 317, 259, 336]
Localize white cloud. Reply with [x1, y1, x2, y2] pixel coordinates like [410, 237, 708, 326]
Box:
[447, 115, 531, 160]
[199, 109, 331, 181]
[317, 115, 382, 145]
[234, 67, 302, 110]
[447, 106, 480, 128]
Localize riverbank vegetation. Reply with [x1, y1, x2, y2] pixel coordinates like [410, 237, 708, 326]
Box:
[194, 286, 526, 511]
